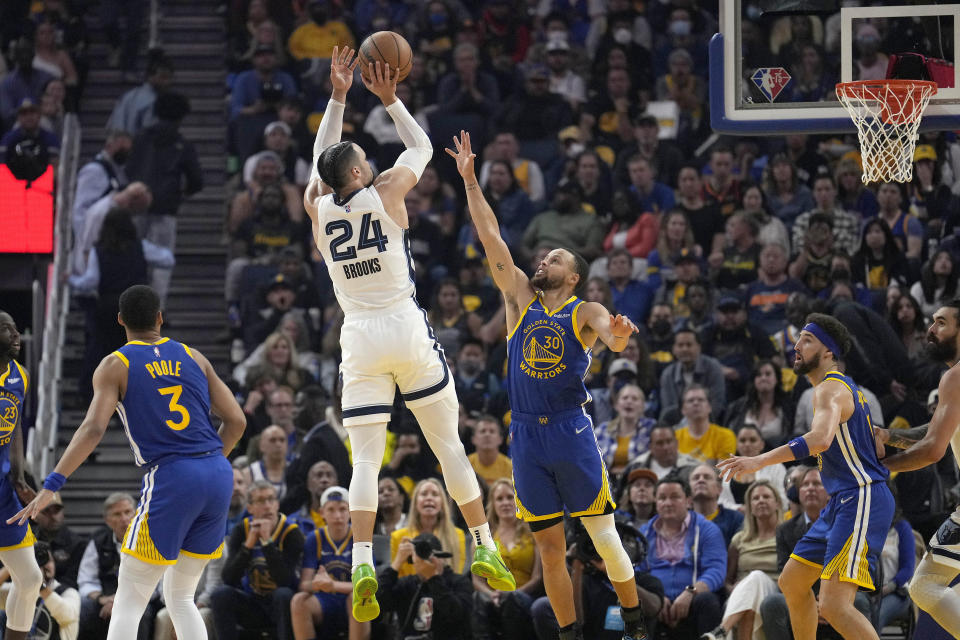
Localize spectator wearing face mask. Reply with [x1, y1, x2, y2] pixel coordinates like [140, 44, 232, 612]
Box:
[522, 182, 606, 262]
[454, 339, 499, 415]
[286, 0, 355, 61]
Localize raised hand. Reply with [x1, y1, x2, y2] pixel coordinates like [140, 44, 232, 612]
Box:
[609, 314, 638, 338]
[330, 46, 359, 96]
[716, 454, 764, 483]
[7, 488, 55, 526]
[361, 61, 398, 104]
[444, 130, 477, 179]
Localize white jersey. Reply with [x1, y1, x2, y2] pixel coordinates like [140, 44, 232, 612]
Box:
[314, 186, 415, 314]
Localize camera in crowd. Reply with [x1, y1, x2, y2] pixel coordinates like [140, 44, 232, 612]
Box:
[260, 80, 285, 105]
[406, 532, 453, 564]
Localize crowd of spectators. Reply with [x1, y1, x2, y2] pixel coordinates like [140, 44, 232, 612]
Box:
[5, 0, 960, 638]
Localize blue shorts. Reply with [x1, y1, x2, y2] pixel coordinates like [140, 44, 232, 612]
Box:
[791, 482, 894, 590]
[0, 481, 33, 551]
[123, 453, 232, 565]
[509, 408, 615, 524]
[315, 592, 347, 633]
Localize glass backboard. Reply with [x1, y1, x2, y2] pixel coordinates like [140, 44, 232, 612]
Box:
[712, 0, 960, 133]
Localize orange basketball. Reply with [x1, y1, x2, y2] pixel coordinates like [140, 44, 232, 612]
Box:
[358, 31, 413, 82]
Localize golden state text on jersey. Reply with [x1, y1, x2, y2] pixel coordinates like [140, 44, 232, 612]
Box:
[506, 295, 592, 415]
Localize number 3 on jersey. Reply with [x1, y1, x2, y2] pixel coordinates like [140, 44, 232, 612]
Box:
[326, 212, 389, 262]
[158, 385, 191, 430]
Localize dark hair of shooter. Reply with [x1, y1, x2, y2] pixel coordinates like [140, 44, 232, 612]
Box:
[803, 312, 851, 359]
[317, 141, 358, 191]
[118, 285, 161, 332]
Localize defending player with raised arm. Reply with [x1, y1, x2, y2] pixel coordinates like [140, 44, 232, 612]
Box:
[0, 311, 43, 640]
[717, 313, 892, 640]
[300, 55, 515, 625]
[11, 285, 246, 640]
[871, 300, 960, 635]
[445, 131, 637, 353]
[447, 131, 654, 640]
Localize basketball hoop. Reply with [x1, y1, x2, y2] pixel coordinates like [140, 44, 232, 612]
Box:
[836, 79, 938, 183]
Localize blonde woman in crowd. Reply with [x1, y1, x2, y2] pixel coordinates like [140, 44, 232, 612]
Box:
[702, 480, 783, 640]
[473, 479, 542, 640]
[390, 478, 467, 577]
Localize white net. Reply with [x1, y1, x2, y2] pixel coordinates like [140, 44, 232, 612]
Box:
[836, 80, 938, 184]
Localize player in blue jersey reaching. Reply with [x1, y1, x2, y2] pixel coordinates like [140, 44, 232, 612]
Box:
[10, 285, 247, 640]
[0, 311, 43, 640]
[447, 132, 651, 640]
[717, 313, 893, 640]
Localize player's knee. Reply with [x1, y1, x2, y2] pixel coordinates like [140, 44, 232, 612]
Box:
[17, 561, 42, 593]
[908, 572, 943, 611]
[818, 594, 846, 624]
[589, 528, 633, 583]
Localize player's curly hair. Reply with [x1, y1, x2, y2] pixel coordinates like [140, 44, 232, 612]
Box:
[804, 312, 851, 359]
[317, 141, 358, 191]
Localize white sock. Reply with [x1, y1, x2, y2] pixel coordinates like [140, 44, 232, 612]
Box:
[470, 523, 497, 552]
[353, 542, 373, 568]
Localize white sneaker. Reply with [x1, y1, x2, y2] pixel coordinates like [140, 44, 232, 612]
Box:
[700, 626, 728, 640]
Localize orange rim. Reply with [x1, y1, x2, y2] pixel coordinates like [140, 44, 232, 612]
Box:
[836, 79, 938, 100]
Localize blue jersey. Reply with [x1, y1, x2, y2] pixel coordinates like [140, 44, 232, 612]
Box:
[113, 338, 223, 466]
[506, 295, 592, 415]
[0, 361, 28, 486]
[817, 370, 889, 495]
[302, 526, 353, 583]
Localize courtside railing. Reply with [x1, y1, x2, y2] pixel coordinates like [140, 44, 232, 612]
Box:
[30, 113, 81, 476]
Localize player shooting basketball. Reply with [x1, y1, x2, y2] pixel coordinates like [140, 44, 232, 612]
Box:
[303, 48, 514, 624]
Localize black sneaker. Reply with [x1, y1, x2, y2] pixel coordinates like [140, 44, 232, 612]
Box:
[624, 620, 650, 640]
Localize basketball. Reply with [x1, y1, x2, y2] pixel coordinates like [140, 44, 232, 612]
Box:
[358, 31, 413, 83]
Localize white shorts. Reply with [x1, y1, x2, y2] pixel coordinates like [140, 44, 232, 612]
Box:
[339, 300, 452, 427]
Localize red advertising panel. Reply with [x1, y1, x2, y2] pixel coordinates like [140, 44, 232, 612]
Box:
[0, 164, 54, 254]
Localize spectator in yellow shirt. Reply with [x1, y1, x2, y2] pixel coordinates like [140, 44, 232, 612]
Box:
[287, 0, 355, 61]
[473, 479, 542, 640]
[468, 415, 513, 486]
[390, 478, 467, 578]
[674, 384, 736, 464]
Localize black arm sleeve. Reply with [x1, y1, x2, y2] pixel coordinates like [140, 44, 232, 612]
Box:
[221, 526, 251, 587]
[262, 529, 304, 588]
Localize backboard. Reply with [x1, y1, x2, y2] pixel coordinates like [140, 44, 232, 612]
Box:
[711, 0, 960, 134]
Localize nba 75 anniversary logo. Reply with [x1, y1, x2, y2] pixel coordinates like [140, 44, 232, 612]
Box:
[752, 67, 792, 102]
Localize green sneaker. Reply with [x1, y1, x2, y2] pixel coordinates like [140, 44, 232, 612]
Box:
[471, 544, 516, 591]
[351, 564, 380, 622]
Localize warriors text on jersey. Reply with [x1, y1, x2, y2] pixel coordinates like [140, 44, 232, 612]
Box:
[313, 186, 415, 313]
[506, 295, 592, 415]
[815, 370, 889, 494]
[112, 338, 223, 466]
